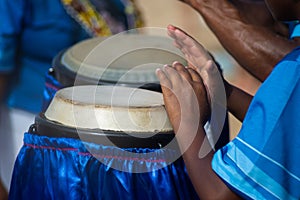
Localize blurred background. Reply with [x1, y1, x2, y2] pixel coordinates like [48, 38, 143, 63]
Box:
[136, 0, 261, 139]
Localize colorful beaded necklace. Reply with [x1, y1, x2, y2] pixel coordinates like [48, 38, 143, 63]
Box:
[61, 0, 143, 37]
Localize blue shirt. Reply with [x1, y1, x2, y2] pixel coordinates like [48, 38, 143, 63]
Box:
[291, 23, 300, 38]
[0, 0, 90, 113]
[212, 47, 300, 199]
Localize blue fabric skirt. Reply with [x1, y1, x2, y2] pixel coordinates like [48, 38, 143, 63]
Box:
[9, 133, 199, 200]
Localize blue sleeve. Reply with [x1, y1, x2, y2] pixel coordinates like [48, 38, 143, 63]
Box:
[291, 23, 300, 39]
[212, 48, 300, 200]
[0, 0, 25, 73]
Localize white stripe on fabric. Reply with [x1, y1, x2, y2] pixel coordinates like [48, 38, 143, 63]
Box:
[227, 144, 297, 200]
[236, 137, 300, 182]
[212, 148, 265, 200]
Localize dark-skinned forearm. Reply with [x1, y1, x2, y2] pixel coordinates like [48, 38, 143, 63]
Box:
[176, 125, 242, 200]
[230, 0, 290, 36]
[186, 1, 297, 82]
[226, 83, 253, 122]
[229, 0, 275, 26]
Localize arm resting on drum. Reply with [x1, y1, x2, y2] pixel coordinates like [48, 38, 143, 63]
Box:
[182, 0, 298, 82]
[178, 126, 242, 200]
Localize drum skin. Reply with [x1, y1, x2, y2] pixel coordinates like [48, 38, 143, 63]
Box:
[42, 35, 186, 111]
[53, 35, 186, 89]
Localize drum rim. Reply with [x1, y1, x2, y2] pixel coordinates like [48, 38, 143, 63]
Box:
[52, 50, 162, 92]
[53, 35, 186, 86]
[30, 113, 175, 149]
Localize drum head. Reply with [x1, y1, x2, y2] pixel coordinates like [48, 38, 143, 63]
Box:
[55, 34, 186, 88]
[45, 85, 173, 133]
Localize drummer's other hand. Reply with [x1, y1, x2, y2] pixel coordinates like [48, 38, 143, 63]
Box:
[168, 25, 213, 81]
[166, 24, 212, 72]
[167, 24, 225, 105]
[156, 61, 210, 134]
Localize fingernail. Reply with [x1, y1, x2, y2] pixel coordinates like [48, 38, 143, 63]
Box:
[173, 61, 180, 65]
[167, 24, 176, 31]
[164, 65, 172, 71]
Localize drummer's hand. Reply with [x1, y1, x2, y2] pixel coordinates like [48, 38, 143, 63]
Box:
[167, 24, 227, 107]
[167, 25, 212, 70]
[156, 62, 210, 134]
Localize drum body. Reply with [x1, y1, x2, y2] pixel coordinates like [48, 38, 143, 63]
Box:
[10, 86, 199, 200]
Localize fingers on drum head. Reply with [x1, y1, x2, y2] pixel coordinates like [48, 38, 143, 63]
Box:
[173, 62, 192, 82]
[187, 68, 202, 83]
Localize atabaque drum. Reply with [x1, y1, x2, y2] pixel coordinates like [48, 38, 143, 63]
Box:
[43, 33, 230, 152]
[42, 34, 186, 110]
[43, 32, 229, 149]
[10, 85, 199, 200]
